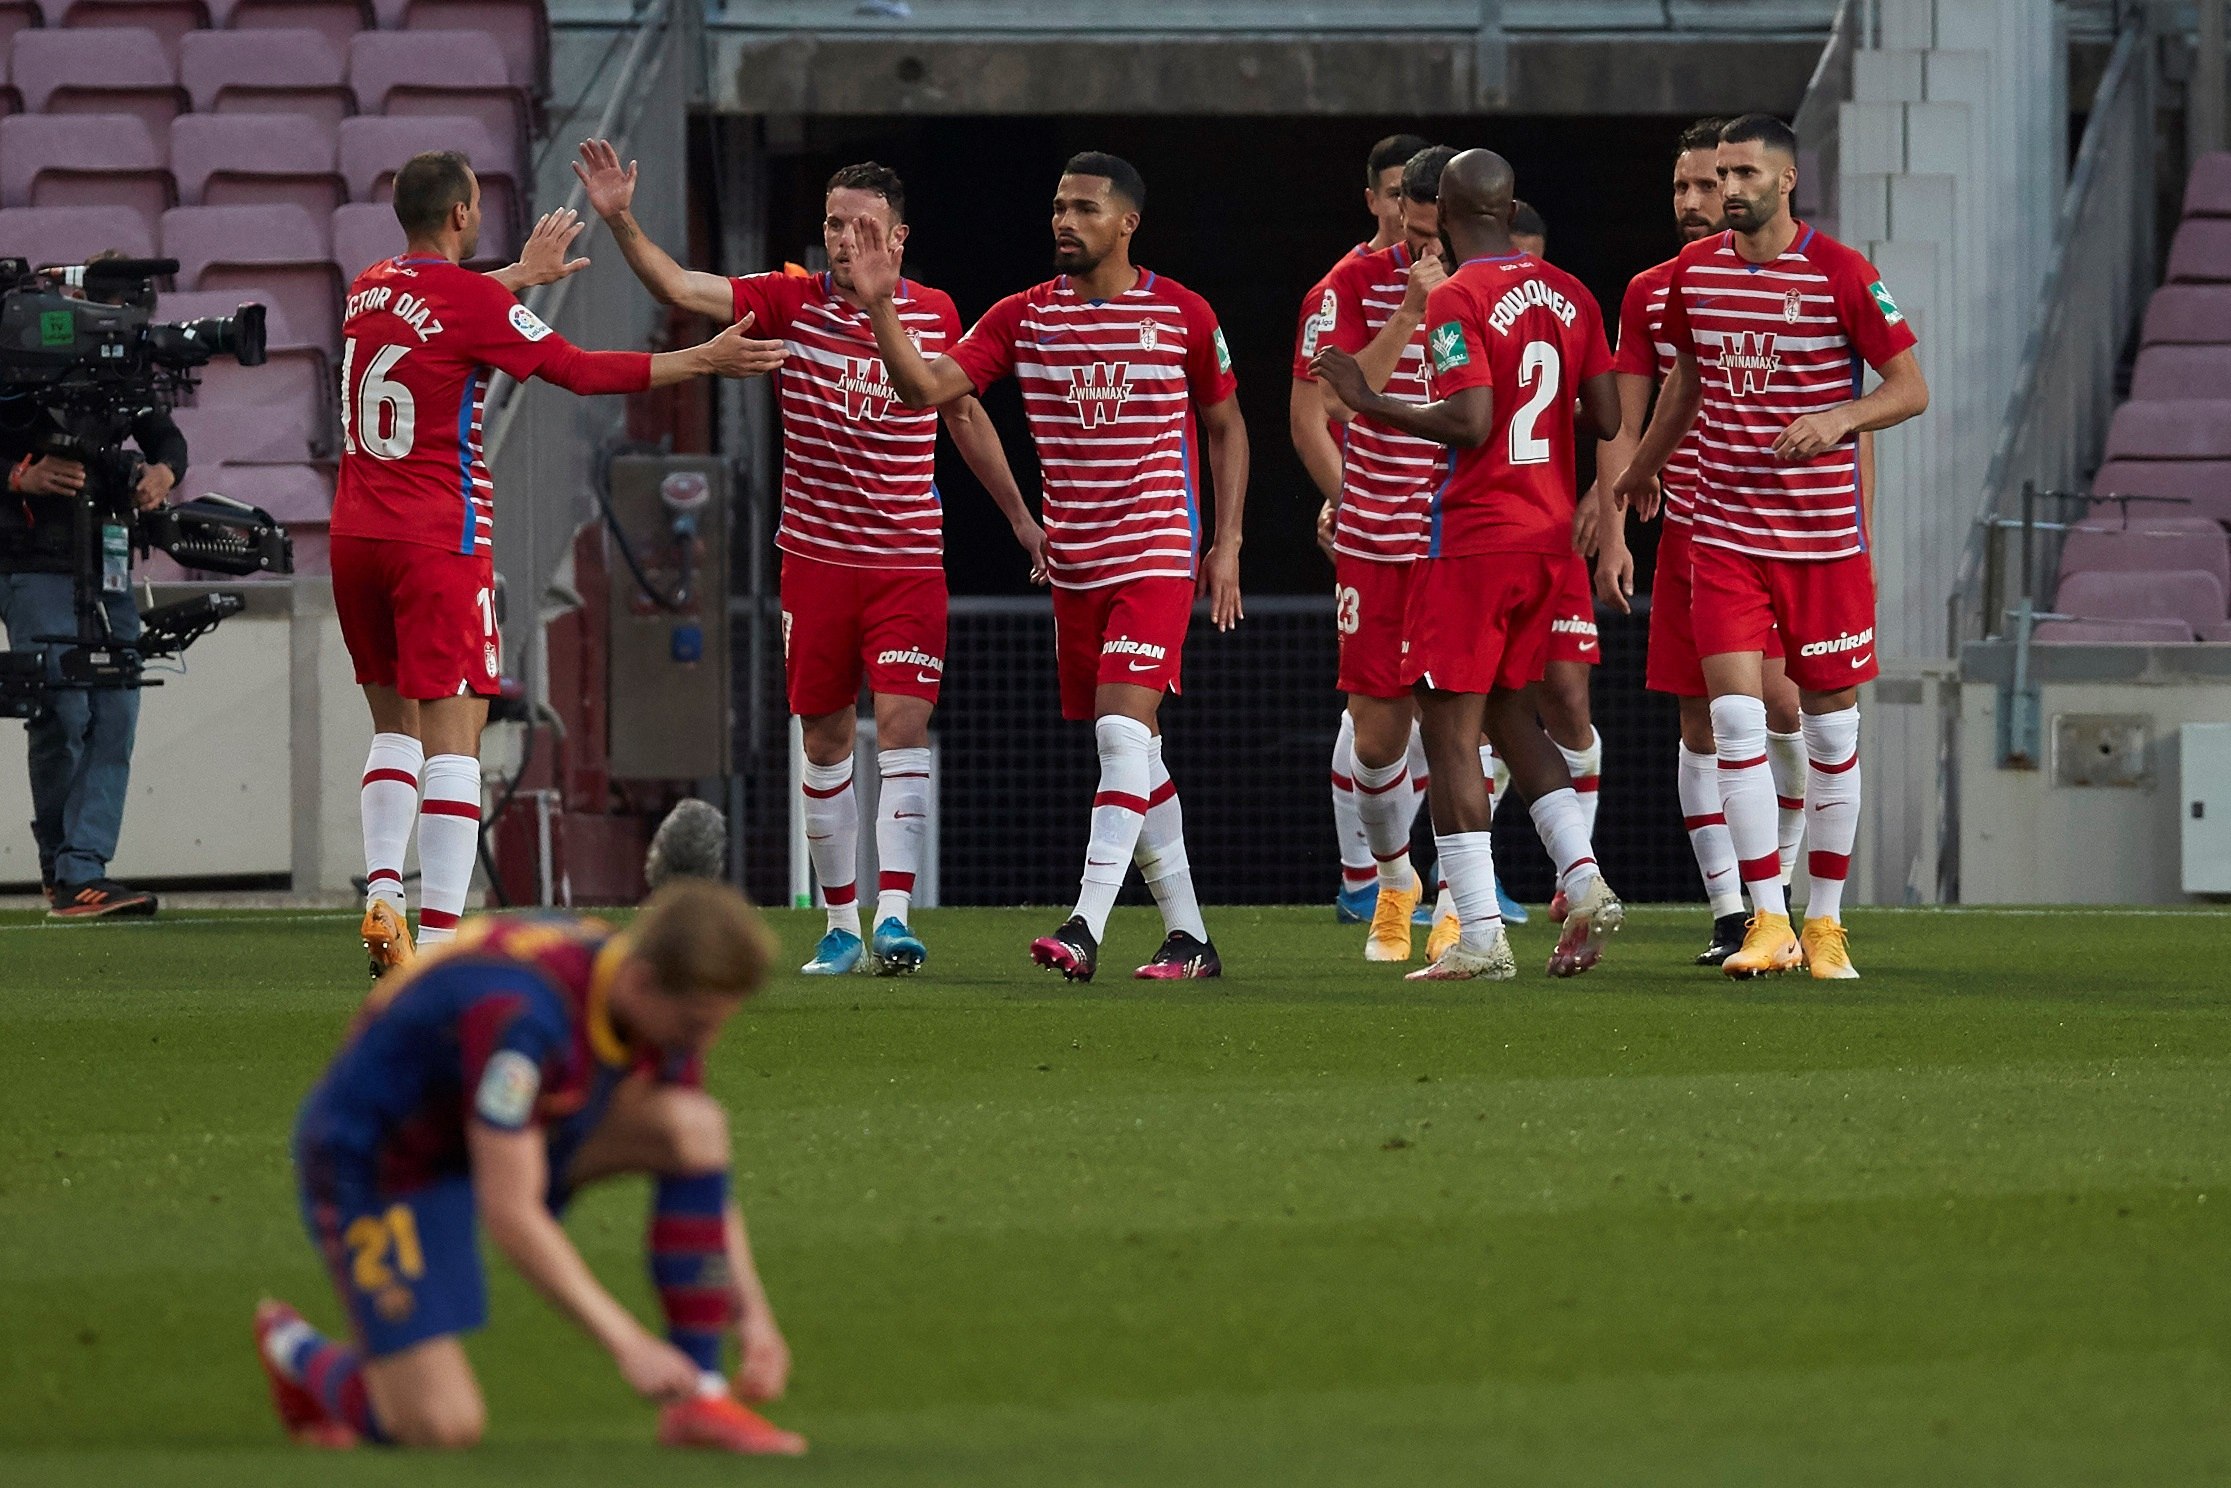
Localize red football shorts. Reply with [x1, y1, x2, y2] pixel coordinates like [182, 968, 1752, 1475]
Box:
[332, 535, 500, 701]
[1648, 523, 1788, 696]
[1051, 576, 1194, 722]
[780, 552, 949, 719]
[1544, 552, 1600, 667]
[1690, 539, 1878, 692]
[1399, 551, 1562, 695]
[1334, 553, 1415, 701]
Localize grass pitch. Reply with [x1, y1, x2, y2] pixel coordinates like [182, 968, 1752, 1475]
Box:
[2, 902, 2230, 1486]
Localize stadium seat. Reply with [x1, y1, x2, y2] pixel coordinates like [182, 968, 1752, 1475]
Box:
[2185, 151, 2231, 218]
[12, 28, 187, 130]
[2032, 617, 2194, 644]
[348, 30, 526, 166]
[180, 28, 356, 126]
[165, 282, 337, 458]
[391, 0, 547, 95]
[2071, 511, 2226, 538]
[337, 112, 518, 239]
[162, 202, 342, 350]
[0, 204, 157, 263]
[46, 0, 211, 58]
[2102, 401, 2231, 462]
[171, 405, 312, 463]
[2166, 219, 2231, 284]
[0, 114, 173, 227]
[2055, 568, 2228, 633]
[2138, 285, 2231, 346]
[2130, 344, 2231, 401]
[171, 113, 345, 211]
[208, 0, 373, 55]
[192, 460, 334, 576]
[0, 1, 37, 61]
[2088, 459, 2231, 525]
[2058, 523, 2231, 596]
[330, 200, 403, 275]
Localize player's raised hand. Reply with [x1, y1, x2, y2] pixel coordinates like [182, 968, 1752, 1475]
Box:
[572, 138, 637, 220]
[1772, 408, 1851, 462]
[1202, 542, 1244, 632]
[515, 209, 592, 286]
[846, 213, 903, 304]
[1012, 516, 1051, 586]
[1399, 249, 1448, 315]
[734, 1313, 793, 1402]
[698, 313, 787, 379]
[614, 1329, 702, 1403]
[1308, 347, 1369, 411]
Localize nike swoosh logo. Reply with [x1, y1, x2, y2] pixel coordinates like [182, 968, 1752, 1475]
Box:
[1849, 652, 1871, 668]
[1693, 294, 1720, 305]
[806, 835, 829, 842]
[915, 671, 940, 683]
[1577, 641, 1598, 652]
[1087, 858, 1119, 866]
[1127, 659, 1159, 672]
[895, 812, 926, 820]
[1037, 329, 1071, 344]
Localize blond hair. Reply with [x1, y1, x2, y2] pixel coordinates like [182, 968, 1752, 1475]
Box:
[628, 879, 776, 998]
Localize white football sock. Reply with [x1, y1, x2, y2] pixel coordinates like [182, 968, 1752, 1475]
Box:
[1331, 712, 1374, 898]
[360, 732, 421, 914]
[801, 756, 860, 936]
[1767, 728, 1808, 885]
[1556, 727, 1603, 836]
[1134, 737, 1207, 941]
[1434, 831, 1503, 952]
[1801, 708, 1862, 923]
[874, 747, 930, 928]
[1075, 715, 1152, 940]
[1678, 743, 1744, 917]
[1527, 787, 1601, 902]
[415, 754, 481, 945]
[1710, 695, 1785, 919]
[1350, 755, 1414, 893]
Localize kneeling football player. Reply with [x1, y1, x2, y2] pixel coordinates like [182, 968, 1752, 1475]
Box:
[254, 879, 805, 1455]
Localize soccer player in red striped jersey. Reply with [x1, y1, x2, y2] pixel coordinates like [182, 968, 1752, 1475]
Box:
[1614, 114, 1929, 979]
[1292, 132, 1428, 920]
[335, 152, 784, 975]
[1315, 149, 1624, 982]
[853, 152, 1249, 982]
[574, 144, 1045, 980]
[1598, 117, 1810, 967]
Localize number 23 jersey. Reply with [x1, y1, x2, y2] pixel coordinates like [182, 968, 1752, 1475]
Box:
[1420, 253, 1611, 559]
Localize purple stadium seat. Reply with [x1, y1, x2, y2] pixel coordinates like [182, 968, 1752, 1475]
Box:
[12, 28, 186, 130]
[171, 113, 345, 211]
[0, 204, 157, 264]
[2089, 460, 2231, 525]
[2056, 568, 2228, 633]
[209, 0, 373, 55]
[189, 459, 331, 520]
[394, 0, 546, 94]
[2058, 524, 2231, 595]
[162, 203, 341, 349]
[47, 0, 211, 58]
[2167, 219, 2231, 284]
[2131, 345, 2231, 401]
[2139, 285, 2231, 347]
[2033, 618, 2194, 644]
[172, 405, 312, 463]
[331, 199, 403, 275]
[192, 353, 334, 455]
[0, 1, 40, 59]
[180, 28, 356, 126]
[337, 113, 518, 239]
[2102, 402, 2231, 463]
[2187, 152, 2231, 219]
[348, 31, 526, 165]
[2072, 512, 2225, 538]
[0, 115, 173, 227]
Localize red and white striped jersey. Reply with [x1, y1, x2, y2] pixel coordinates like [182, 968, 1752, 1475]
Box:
[949, 269, 1237, 591]
[1660, 224, 1917, 560]
[1317, 241, 1436, 562]
[1289, 241, 1372, 378]
[1611, 255, 1707, 528]
[731, 271, 963, 571]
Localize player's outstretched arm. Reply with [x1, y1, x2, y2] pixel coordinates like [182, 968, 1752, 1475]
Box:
[1199, 393, 1248, 632]
[847, 214, 975, 409]
[646, 315, 788, 387]
[942, 394, 1048, 584]
[468, 1122, 702, 1402]
[1312, 346, 1493, 449]
[489, 209, 593, 294]
[1613, 351, 1701, 507]
[1773, 348, 1928, 461]
[574, 137, 736, 321]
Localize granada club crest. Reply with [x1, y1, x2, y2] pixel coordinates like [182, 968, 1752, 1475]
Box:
[1783, 290, 1803, 323]
[1139, 318, 1159, 353]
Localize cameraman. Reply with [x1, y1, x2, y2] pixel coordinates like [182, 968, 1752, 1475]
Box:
[0, 256, 186, 919]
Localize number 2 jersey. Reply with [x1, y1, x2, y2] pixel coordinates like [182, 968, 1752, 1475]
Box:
[1420, 252, 1612, 558]
[332, 256, 656, 557]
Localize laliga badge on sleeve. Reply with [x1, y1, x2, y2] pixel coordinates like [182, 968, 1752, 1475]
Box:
[508, 303, 554, 343]
[474, 1049, 541, 1127]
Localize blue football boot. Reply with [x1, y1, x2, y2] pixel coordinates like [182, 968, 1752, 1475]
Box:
[1497, 884, 1530, 926]
[1335, 882, 1376, 923]
[870, 917, 927, 976]
[800, 927, 864, 976]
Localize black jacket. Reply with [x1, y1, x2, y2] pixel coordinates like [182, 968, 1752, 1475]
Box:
[0, 390, 189, 575]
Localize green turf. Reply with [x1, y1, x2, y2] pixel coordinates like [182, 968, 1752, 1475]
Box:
[3, 902, 2230, 1486]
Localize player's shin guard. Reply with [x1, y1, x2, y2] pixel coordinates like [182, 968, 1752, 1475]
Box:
[360, 733, 422, 913]
[1768, 729, 1808, 883]
[1678, 743, 1744, 918]
[1527, 788, 1601, 902]
[1351, 756, 1414, 893]
[1331, 712, 1374, 900]
[1801, 708, 1861, 923]
[414, 754, 480, 945]
[1076, 715, 1152, 939]
[1556, 728, 1603, 837]
[800, 756, 860, 936]
[277, 1322, 387, 1443]
[650, 1171, 734, 1385]
[874, 747, 930, 928]
[1434, 830, 1503, 951]
[1134, 737, 1207, 941]
[1710, 695, 1786, 918]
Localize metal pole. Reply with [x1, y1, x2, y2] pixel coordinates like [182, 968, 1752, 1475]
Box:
[2198, 0, 2227, 160]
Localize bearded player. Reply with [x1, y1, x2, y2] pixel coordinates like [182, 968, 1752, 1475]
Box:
[1315, 149, 1623, 982]
[855, 152, 1248, 982]
[1597, 118, 1808, 966]
[573, 142, 1046, 979]
[337, 153, 783, 978]
[1291, 132, 1430, 921]
[253, 880, 805, 1455]
[1614, 114, 1928, 979]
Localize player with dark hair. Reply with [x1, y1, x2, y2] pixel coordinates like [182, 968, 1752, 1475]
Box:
[574, 139, 1044, 978]
[253, 880, 806, 1455]
[852, 151, 1249, 981]
[1614, 112, 1929, 979]
[1294, 131, 1431, 920]
[338, 152, 784, 978]
[1509, 200, 1547, 258]
[1597, 117, 1808, 966]
[1315, 149, 1624, 981]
